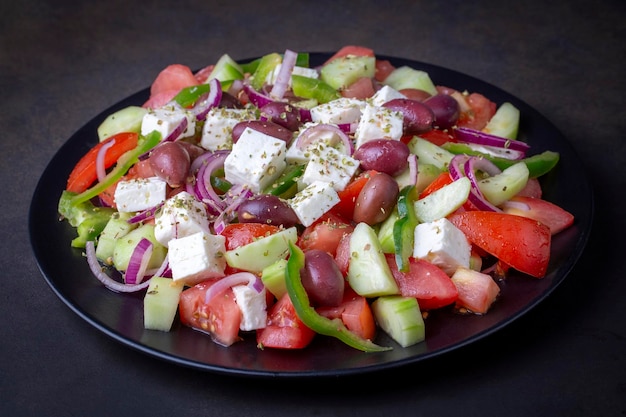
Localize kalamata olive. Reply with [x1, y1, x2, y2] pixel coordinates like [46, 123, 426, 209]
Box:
[300, 249, 345, 307]
[259, 101, 302, 131]
[218, 92, 243, 109]
[382, 98, 434, 135]
[231, 120, 294, 145]
[398, 88, 432, 102]
[423, 93, 460, 129]
[148, 141, 190, 187]
[176, 141, 206, 162]
[353, 139, 410, 176]
[353, 172, 399, 225]
[236, 194, 300, 228]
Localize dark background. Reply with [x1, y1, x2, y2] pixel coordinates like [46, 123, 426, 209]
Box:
[2, 1, 624, 415]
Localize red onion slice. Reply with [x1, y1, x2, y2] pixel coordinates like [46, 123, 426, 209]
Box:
[270, 49, 298, 100]
[162, 117, 188, 142]
[454, 126, 530, 152]
[295, 123, 354, 155]
[407, 153, 418, 186]
[463, 156, 502, 212]
[192, 78, 223, 121]
[96, 138, 117, 182]
[127, 202, 163, 224]
[125, 238, 154, 285]
[190, 150, 230, 213]
[243, 83, 274, 108]
[204, 272, 264, 304]
[85, 241, 152, 293]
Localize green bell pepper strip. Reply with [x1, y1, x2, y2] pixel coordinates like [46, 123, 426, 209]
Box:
[70, 131, 162, 206]
[263, 164, 304, 198]
[441, 142, 560, 178]
[285, 242, 392, 352]
[393, 185, 420, 272]
[291, 74, 341, 104]
[173, 84, 212, 108]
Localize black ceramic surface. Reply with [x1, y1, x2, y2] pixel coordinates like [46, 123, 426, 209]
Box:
[29, 53, 593, 378]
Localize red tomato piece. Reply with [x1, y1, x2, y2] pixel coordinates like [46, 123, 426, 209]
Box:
[297, 212, 354, 256]
[375, 59, 395, 82]
[178, 280, 242, 347]
[515, 177, 543, 198]
[450, 267, 500, 314]
[317, 288, 376, 340]
[330, 170, 378, 220]
[386, 254, 458, 311]
[448, 211, 551, 278]
[456, 93, 497, 131]
[420, 129, 457, 146]
[341, 76, 375, 99]
[324, 45, 375, 65]
[256, 293, 316, 349]
[66, 132, 139, 194]
[419, 171, 453, 199]
[333, 231, 352, 276]
[502, 196, 575, 235]
[143, 64, 199, 108]
[220, 223, 281, 251]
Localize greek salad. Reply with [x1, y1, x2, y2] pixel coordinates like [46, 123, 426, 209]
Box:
[58, 45, 575, 352]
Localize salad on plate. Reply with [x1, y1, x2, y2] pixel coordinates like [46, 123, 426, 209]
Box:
[57, 45, 575, 352]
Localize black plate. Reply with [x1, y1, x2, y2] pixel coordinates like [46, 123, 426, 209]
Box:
[29, 53, 593, 378]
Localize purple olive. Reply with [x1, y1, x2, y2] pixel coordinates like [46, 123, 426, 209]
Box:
[300, 249, 345, 307]
[353, 139, 410, 177]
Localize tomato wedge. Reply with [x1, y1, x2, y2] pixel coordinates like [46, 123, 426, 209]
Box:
[66, 132, 139, 194]
[502, 196, 574, 235]
[317, 288, 376, 340]
[448, 211, 551, 278]
[324, 45, 375, 64]
[220, 223, 281, 251]
[256, 293, 316, 349]
[297, 212, 354, 256]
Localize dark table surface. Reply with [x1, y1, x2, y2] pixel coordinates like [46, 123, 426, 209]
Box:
[3, 0, 625, 415]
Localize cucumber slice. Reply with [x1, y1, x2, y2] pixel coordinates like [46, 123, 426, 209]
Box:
[224, 227, 298, 273]
[482, 102, 520, 140]
[95, 214, 138, 263]
[97, 106, 148, 142]
[143, 277, 184, 332]
[250, 52, 282, 91]
[112, 223, 167, 272]
[320, 55, 376, 90]
[347, 222, 399, 297]
[383, 66, 438, 96]
[261, 259, 288, 299]
[478, 161, 529, 206]
[377, 209, 399, 254]
[372, 295, 425, 348]
[407, 136, 455, 171]
[414, 177, 471, 223]
[206, 53, 244, 84]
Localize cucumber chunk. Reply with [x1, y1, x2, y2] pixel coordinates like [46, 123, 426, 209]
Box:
[261, 259, 288, 299]
[95, 214, 138, 263]
[97, 106, 148, 142]
[478, 161, 529, 206]
[143, 277, 184, 332]
[372, 295, 425, 348]
[320, 55, 376, 90]
[347, 222, 399, 297]
[383, 66, 438, 96]
[414, 177, 471, 223]
[205, 53, 244, 84]
[407, 136, 455, 171]
[112, 223, 167, 272]
[224, 227, 298, 273]
[482, 102, 520, 140]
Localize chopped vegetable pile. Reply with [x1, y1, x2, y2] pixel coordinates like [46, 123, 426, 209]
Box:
[58, 45, 575, 351]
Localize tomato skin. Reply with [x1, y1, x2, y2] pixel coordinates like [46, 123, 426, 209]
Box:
[448, 211, 551, 278]
[256, 293, 316, 349]
[419, 171, 453, 199]
[375, 59, 395, 82]
[334, 231, 352, 276]
[502, 196, 574, 235]
[66, 132, 139, 194]
[178, 280, 242, 347]
[386, 254, 458, 311]
[419, 129, 456, 146]
[297, 212, 354, 256]
[341, 76, 375, 99]
[143, 64, 200, 108]
[317, 288, 376, 340]
[220, 223, 281, 251]
[324, 45, 375, 64]
[456, 93, 497, 131]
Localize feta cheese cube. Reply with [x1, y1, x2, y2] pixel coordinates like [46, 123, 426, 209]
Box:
[370, 85, 407, 107]
[232, 285, 267, 331]
[354, 104, 404, 149]
[114, 176, 167, 213]
[167, 231, 227, 286]
[224, 127, 287, 193]
[310, 98, 363, 125]
[413, 218, 471, 276]
[154, 191, 210, 246]
[141, 104, 195, 140]
[289, 180, 340, 227]
[200, 107, 257, 151]
[301, 142, 359, 191]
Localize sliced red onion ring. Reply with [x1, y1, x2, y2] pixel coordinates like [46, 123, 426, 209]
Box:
[162, 117, 188, 142]
[204, 272, 264, 304]
[212, 184, 253, 234]
[295, 123, 354, 155]
[127, 202, 163, 224]
[125, 238, 153, 285]
[270, 49, 298, 100]
[192, 78, 223, 121]
[243, 83, 274, 108]
[448, 154, 502, 212]
[85, 241, 152, 293]
[189, 150, 230, 214]
[454, 126, 530, 152]
[96, 138, 117, 182]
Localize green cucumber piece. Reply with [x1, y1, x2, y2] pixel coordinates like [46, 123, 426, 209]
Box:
[206, 53, 244, 84]
[482, 102, 520, 140]
[407, 136, 455, 171]
[261, 259, 288, 299]
[377, 209, 399, 254]
[414, 177, 471, 223]
[95, 214, 138, 263]
[347, 222, 399, 297]
[97, 106, 148, 142]
[112, 223, 167, 272]
[371, 295, 425, 348]
[383, 66, 438, 96]
[143, 277, 184, 332]
[224, 227, 298, 273]
[250, 52, 282, 91]
[320, 55, 376, 90]
[478, 161, 529, 206]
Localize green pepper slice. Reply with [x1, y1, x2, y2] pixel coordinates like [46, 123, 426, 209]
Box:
[393, 185, 420, 272]
[70, 130, 161, 206]
[173, 84, 212, 108]
[291, 74, 341, 104]
[285, 242, 392, 352]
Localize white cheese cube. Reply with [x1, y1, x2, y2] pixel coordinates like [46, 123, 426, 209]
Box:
[413, 218, 471, 276]
[224, 127, 287, 193]
[141, 104, 195, 140]
[370, 85, 407, 107]
[200, 107, 257, 151]
[232, 285, 267, 331]
[266, 65, 319, 86]
[154, 191, 210, 246]
[310, 98, 363, 125]
[114, 176, 167, 213]
[354, 104, 404, 149]
[301, 142, 359, 191]
[289, 180, 340, 227]
[167, 231, 227, 286]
